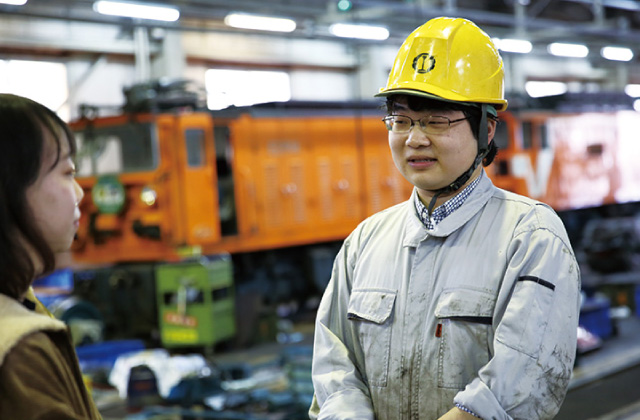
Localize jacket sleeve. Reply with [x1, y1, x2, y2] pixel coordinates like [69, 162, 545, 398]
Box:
[310, 236, 375, 420]
[454, 217, 581, 420]
[0, 331, 103, 420]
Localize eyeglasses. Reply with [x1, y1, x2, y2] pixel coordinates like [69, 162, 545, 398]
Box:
[382, 114, 470, 134]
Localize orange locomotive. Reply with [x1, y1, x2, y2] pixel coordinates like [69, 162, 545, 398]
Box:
[67, 100, 640, 345]
[71, 106, 412, 265]
[71, 105, 640, 262]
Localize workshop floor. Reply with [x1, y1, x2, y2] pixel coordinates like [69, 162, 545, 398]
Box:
[93, 315, 640, 420]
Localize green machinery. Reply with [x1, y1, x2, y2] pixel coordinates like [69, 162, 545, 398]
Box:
[156, 256, 235, 348]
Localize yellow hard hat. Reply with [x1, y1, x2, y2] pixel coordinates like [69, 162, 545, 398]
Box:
[376, 17, 508, 111]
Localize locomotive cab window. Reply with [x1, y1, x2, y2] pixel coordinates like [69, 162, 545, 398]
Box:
[521, 121, 549, 150]
[540, 123, 549, 149]
[522, 121, 533, 150]
[214, 124, 238, 236]
[185, 129, 205, 167]
[75, 122, 159, 176]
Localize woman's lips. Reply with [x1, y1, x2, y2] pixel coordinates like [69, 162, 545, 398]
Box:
[408, 157, 436, 169]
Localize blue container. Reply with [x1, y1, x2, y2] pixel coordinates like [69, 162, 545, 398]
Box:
[580, 296, 613, 339]
[33, 269, 74, 311]
[33, 268, 74, 291]
[76, 339, 146, 373]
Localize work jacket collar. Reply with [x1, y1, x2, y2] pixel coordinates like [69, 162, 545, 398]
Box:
[403, 172, 495, 247]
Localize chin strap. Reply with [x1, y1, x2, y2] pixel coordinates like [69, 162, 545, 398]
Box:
[425, 104, 490, 216]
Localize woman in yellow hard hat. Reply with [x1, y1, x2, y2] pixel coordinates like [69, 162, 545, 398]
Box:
[310, 17, 580, 420]
[378, 16, 507, 216]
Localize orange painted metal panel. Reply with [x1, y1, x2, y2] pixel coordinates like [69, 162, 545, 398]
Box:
[228, 114, 367, 252]
[175, 113, 221, 245]
[487, 110, 640, 210]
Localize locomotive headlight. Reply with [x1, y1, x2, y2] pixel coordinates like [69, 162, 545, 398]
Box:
[140, 187, 157, 206]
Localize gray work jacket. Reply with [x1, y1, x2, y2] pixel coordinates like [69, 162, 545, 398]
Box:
[310, 174, 581, 420]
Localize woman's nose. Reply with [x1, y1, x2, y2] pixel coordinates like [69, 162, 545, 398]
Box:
[405, 125, 431, 148]
[74, 179, 84, 205]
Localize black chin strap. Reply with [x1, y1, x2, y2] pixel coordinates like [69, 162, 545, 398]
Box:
[425, 104, 490, 216]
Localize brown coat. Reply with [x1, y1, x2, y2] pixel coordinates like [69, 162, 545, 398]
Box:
[0, 291, 102, 419]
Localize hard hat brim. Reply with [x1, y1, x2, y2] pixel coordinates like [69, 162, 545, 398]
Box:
[375, 88, 503, 115]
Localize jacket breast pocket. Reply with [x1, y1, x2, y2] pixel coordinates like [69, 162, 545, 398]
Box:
[434, 288, 496, 389]
[347, 288, 396, 388]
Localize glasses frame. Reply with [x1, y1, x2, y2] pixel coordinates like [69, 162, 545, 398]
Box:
[382, 114, 470, 134]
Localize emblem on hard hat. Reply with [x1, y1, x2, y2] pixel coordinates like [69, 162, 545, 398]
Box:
[412, 53, 436, 74]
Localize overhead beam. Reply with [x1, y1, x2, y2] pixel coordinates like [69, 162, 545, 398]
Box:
[2, 0, 640, 46]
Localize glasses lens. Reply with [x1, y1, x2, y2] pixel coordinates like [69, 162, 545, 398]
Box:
[386, 115, 411, 133]
[423, 116, 450, 134]
[383, 117, 393, 131]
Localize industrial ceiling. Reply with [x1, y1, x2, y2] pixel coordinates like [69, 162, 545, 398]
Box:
[3, 0, 640, 47]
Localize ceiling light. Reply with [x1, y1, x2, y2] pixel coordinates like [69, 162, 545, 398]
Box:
[547, 42, 589, 58]
[625, 84, 640, 97]
[329, 23, 389, 41]
[93, 1, 180, 22]
[601, 46, 634, 62]
[525, 81, 568, 98]
[224, 13, 296, 33]
[0, 0, 27, 4]
[493, 38, 532, 54]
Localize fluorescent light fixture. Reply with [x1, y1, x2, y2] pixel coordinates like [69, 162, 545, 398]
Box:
[224, 13, 296, 33]
[547, 42, 589, 58]
[625, 84, 640, 97]
[0, 0, 27, 4]
[601, 46, 634, 62]
[493, 38, 532, 54]
[525, 81, 568, 98]
[93, 1, 180, 22]
[329, 23, 389, 41]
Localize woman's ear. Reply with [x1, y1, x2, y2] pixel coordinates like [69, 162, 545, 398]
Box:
[487, 118, 497, 142]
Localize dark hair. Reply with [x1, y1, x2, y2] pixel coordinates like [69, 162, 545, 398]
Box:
[0, 94, 76, 299]
[385, 95, 499, 166]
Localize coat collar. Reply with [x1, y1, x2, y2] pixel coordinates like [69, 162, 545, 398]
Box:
[0, 292, 66, 366]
